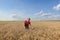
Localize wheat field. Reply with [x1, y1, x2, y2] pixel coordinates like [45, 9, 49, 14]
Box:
[0, 21, 60, 40]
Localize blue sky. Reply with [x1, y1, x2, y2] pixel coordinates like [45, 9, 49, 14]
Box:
[0, 0, 60, 21]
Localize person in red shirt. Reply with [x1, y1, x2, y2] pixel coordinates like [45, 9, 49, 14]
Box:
[24, 18, 31, 29]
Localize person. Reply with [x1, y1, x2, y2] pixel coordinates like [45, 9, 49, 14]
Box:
[24, 18, 31, 29]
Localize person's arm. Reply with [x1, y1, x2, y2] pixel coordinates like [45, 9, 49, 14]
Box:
[29, 21, 31, 26]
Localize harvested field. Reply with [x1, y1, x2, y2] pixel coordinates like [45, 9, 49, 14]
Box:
[0, 21, 60, 40]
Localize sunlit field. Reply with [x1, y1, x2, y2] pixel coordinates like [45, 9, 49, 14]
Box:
[0, 21, 60, 40]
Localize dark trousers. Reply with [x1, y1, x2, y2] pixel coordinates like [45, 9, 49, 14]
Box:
[24, 25, 29, 29]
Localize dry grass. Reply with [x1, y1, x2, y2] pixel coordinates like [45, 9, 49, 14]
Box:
[0, 21, 60, 40]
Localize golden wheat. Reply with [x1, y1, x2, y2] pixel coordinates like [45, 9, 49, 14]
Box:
[0, 21, 60, 40]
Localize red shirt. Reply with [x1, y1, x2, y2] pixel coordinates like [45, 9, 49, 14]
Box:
[24, 20, 30, 26]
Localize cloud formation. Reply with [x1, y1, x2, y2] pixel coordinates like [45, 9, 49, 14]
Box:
[34, 10, 43, 15]
[0, 9, 26, 21]
[33, 10, 60, 20]
[53, 4, 60, 10]
[0, 9, 60, 21]
[11, 11, 25, 20]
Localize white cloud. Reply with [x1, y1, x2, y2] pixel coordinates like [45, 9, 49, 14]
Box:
[0, 11, 15, 21]
[34, 10, 51, 17]
[53, 4, 60, 10]
[12, 13, 24, 20]
[0, 9, 60, 21]
[33, 10, 60, 20]
[40, 13, 51, 17]
[10, 10, 25, 20]
[34, 10, 43, 15]
[0, 9, 26, 21]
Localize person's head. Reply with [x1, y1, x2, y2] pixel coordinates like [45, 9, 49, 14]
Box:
[27, 18, 31, 21]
